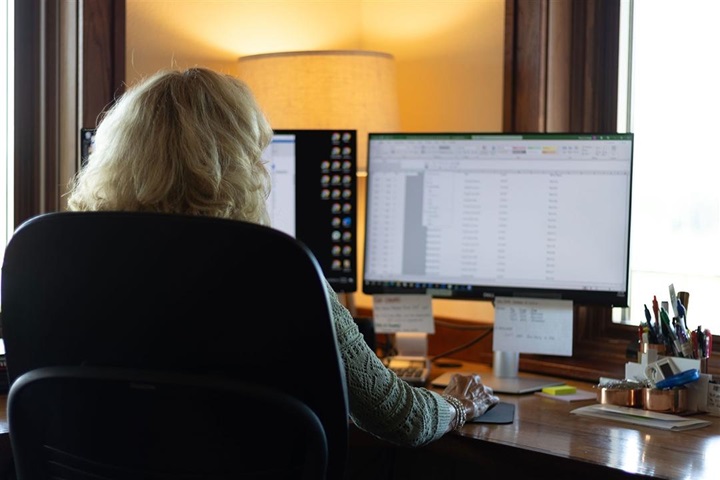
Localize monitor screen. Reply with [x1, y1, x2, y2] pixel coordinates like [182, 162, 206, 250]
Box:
[80, 128, 96, 169]
[264, 129, 357, 293]
[363, 132, 633, 306]
[80, 128, 358, 293]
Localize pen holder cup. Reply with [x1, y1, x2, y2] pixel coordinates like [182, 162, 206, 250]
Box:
[638, 343, 666, 363]
[643, 387, 687, 414]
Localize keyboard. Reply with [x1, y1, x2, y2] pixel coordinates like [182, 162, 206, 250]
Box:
[384, 355, 430, 386]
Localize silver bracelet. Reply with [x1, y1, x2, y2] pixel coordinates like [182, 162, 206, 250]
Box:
[442, 394, 467, 430]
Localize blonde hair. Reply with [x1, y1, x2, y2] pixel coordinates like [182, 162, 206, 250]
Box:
[66, 67, 273, 225]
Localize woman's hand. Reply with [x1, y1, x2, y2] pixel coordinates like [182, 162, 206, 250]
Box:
[442, 373, 499, 421]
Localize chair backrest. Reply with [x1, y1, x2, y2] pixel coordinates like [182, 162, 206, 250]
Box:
[1, 211, 349, 479]
[8, 365, 328, 479]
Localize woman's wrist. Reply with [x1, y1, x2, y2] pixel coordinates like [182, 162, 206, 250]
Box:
[442, 394, 467, 430]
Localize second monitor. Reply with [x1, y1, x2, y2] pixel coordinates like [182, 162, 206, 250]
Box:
[263, 129, 358, 293]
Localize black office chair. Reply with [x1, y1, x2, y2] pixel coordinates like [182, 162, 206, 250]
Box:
[1, 211, 349, 480]
[8, 366, 328, 479]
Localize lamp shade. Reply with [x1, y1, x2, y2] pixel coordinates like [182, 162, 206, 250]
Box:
[238, 50, 400, 172]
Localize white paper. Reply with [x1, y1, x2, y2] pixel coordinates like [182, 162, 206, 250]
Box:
[571, 404, 711, 431]
[492, 297, 573, 356]
[372, 294, 435, 334]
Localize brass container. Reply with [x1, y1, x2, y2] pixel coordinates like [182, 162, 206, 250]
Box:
[596, 387, 644, 407]
[643, 387, 687, 414]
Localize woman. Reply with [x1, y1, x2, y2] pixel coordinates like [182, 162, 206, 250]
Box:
[66, 67, 499, 447]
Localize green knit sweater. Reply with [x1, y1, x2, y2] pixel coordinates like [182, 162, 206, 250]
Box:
[325, 281, 453, 447]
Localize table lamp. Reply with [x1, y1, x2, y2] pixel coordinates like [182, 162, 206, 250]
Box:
[237, 49, 401, 173]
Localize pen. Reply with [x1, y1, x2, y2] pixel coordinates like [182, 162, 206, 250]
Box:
[677, 298, 688, 333]
[677, 291, 690, 312]
[643, 304, 651, 325]
[691, 329, 699, 359]
[652, 295, 660, 327]
[668, 283, 679, 319]
[643, 304, 659, 343]
[676, 321, 693, 358]
[697, 327, 706, 358]
[660, 308, 682, 357]
[704, 329, 712, 359]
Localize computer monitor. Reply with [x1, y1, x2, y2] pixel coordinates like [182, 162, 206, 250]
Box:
[79, 127, 358, 293]
[363, 132, 634, 389]
[264, 129, 357, 293]
[80, 128, 96, 169]
[364, 132, 633, 304]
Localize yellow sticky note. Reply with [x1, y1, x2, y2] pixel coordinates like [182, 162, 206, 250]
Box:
[542, 385, 577, 395]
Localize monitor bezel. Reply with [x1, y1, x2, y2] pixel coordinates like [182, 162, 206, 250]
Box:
[270, 128, 359, 293]
[362, 132, 634, 307]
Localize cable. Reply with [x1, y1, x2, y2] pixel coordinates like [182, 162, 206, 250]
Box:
[434, 319, 492, 330]
[430, 327, 493, 364]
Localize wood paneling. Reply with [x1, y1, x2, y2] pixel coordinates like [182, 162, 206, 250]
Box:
[82, 0, 126, 128]
[503, 0, 619, 132]
[498, 0, 717, 381]
[14, 0, 126, 225]
[14, 0, 60, 225]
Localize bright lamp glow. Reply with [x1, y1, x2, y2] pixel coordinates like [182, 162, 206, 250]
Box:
[238, 50, 400, 173]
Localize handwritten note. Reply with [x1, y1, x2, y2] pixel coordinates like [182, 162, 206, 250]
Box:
[492, 297, 573, 356]
[372, 294, 435, 334]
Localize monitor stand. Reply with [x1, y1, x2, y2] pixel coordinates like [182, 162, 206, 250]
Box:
[395, 332, 429, 357]
[431, 351, 566, 394]
[485, 351, 565, 394]
[493, 350, 521, 377]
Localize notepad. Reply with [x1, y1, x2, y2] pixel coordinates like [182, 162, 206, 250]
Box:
[570, 404, 711, 431]
[535, 389, 596, 402]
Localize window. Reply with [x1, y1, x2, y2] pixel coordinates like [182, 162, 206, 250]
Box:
[620, 0, 720, 334]
[1, 0, 14, 275]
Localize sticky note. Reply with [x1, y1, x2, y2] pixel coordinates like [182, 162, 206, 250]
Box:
[542, 385, 577, 395]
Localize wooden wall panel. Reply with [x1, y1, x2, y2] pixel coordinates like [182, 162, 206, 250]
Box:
[14, 0, 126, 225]
[82, 0, 126, 128]
[499, 0, 644, 379]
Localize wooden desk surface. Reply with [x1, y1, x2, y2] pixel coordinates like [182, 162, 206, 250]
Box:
[0, 399, 5, 435]
[0, 397, 10, 480]
[1, 364, 719, 479]
[421, 361, 720, 479]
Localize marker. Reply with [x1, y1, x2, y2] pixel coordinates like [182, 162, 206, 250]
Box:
[652, 295, 660, 325]
[643, 304, 659, 343]
[677, 291, 690, 312]
[677, 298, 688, 332]
[676, 321, 693, 358]
[644, 303, 652, 320]
[704, 329, 712, 359]
[669, 283, 679, 319]
[660, 308, 681, 357]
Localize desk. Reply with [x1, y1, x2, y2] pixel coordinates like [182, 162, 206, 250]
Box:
[0, 363, 719, 479]
[349, 361, 720, 480]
